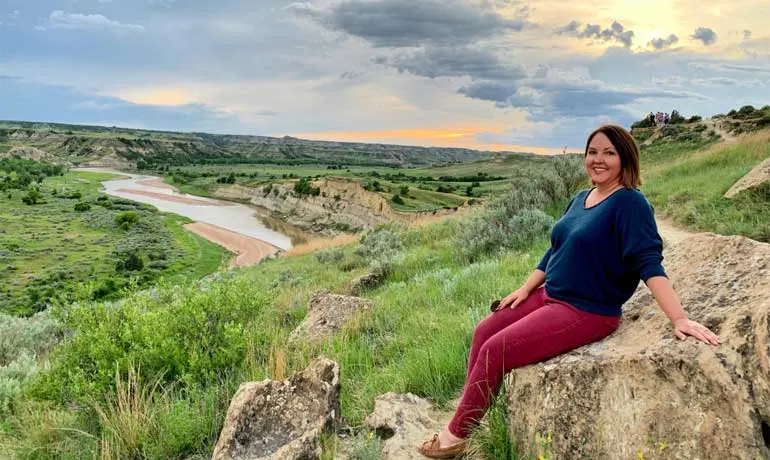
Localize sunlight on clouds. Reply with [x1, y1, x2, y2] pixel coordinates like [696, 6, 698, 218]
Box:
[290, 125, 565, 155]
[115, 88, 194, 106]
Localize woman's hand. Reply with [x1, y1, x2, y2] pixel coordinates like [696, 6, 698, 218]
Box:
[497, 287, 531, 311]
[673, 318, 721, 345]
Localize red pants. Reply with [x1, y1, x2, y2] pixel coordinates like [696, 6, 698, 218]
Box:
[448, 286, 620, 438]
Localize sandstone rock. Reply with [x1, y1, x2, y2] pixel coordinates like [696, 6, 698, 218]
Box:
[289, 290, 372, 343]
[362, 392, 453, 460]
[212, 357, 340, 460]
[725, 156, 770, 198]
[505, 233, 770, 459]
[344, 271, 385, 296]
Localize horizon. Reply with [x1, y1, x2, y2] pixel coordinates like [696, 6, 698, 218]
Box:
[1, 1, 767, 153]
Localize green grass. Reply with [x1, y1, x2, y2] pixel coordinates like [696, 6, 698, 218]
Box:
[641, 130, 770, 241]
[0, 171, 228, 316]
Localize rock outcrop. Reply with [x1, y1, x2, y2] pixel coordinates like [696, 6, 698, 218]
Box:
[215, 178, 469, 236]
[361, 393, 453, 460]
[289, 290, 372, 343]
[212, 358, 340, 460]
[725, 157, 770, 198]
[505, 233, 770, 459]
[345, 271, 385, 296]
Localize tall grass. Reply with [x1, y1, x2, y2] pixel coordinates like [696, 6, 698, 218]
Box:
[642, 129, 770, 241]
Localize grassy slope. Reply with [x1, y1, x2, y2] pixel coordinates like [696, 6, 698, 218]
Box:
[0, 171, 228, 316]
[640, 130, 770, 241]
[2, 126, 769, 459]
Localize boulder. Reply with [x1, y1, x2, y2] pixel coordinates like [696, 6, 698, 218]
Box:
[289, 290, 372, 343]
[362, 393, 453, 460]
[345, 271, 385, 296]
[725, 157, 770, 198]
[212, 357, 341, 460]
[505, 233, 770, 459]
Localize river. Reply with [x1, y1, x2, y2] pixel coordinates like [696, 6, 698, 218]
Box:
[78, 169, 293, 265]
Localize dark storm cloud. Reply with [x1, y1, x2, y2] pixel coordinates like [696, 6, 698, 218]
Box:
[287, 0, 528, 47]
[648, 34, 679, 50]
[375, 46, 527, 80]
[692, 27, 717, 45]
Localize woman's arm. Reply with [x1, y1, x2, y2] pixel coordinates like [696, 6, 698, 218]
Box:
[645, 276, 721, 345]
[498, 269, 545, 310]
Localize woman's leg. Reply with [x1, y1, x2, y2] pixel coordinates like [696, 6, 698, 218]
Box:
[464, 286, 547, 380]
[448, 299, 620, 438]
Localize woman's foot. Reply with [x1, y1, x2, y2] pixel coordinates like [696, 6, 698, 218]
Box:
[418, 427, 467, 459]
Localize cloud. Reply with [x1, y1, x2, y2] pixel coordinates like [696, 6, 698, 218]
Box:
[287, 0, 528, 47]
[36, 10, 145, 32]
[375, 46, 527, 80]
[648, 34, 679, 50]
[691, 27, 717, 45]
[557, 20, 634, 47]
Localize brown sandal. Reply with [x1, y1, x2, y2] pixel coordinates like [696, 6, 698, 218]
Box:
[417, 433, 467, 459]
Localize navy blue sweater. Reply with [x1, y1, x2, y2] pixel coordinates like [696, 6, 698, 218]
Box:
[537, 187, 667, 317]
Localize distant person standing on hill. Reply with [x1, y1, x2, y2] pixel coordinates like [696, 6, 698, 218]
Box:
[418, 124, 721, 459]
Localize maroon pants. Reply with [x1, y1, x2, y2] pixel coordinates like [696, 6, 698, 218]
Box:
[448, 286, 620, 438]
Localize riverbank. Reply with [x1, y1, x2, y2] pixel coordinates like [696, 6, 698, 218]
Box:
[82, 168, 297, 267]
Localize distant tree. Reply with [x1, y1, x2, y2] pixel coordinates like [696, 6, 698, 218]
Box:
[74, 202, 91, 212]
[400, 185, 409, 196]
[22, 189, 42, 205]
[466, 186, 474, 197]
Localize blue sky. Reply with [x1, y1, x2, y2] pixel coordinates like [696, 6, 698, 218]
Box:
[0, 0, 768, 153]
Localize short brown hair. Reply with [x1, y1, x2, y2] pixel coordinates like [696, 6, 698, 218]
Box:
[584, 124, 641, 188]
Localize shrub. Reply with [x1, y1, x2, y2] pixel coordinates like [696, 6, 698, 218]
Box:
[313, 248, 345, 264]
[73, 202, 91, 212]
[21, 189, 42, 205]
[354, 226, 403, 274]
[115, 211, 140, 230]
[294, 177, 320, 196]
[552, 155, 586, 194]
[116, 251, 144, 272]
[687, 115, 702, 123]
[400, 185, 409, 196]
[738, 105, 756, 117]
[391, 194, 404, 205]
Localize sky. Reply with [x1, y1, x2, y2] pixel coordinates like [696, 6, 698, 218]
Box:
[0, 0, 768, 154]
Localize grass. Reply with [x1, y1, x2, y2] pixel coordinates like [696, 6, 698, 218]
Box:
[0, 171, 228, 316]
[641, 129, 770, 241]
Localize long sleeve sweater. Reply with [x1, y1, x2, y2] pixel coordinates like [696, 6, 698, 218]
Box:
[536, 187, 667, 317]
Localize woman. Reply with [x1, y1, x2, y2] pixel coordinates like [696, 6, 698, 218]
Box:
[418, 124, 721, 459]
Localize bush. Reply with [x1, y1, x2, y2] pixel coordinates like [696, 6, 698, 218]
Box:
[738, 105, 756, 117]
[116, 251, 144, 272]
[400, 185, 409, 196]
[456, 208, 553, 261]
[21, 189, 42, 205]
[552, 155, 586, 194]
[115, 211, 140, 230]
[391, 194, 404, 205]
[354, 225, 403, 273]
[73, 202, 91, 212]
[313, 248, 345, 264]
[294, 177, 320, 196]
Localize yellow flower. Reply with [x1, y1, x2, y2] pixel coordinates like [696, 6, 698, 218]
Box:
[637, 451, 644, 460]
[367, 432, 374, 441]
[659, 442, 667, 451]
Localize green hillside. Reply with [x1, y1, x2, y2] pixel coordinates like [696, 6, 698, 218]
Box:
[1, 112, 769, 459]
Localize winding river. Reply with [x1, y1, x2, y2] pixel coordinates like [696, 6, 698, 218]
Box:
[78, 169, 293, 265]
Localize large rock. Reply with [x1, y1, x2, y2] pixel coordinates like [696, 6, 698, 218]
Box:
[289, 290, 372, 343]
[505, 233, 770, 459]
[362, 393, 453, 460]
[344, 271, 385, 296]
[725, 157, 770, 198]
[212, 358, 341, 460]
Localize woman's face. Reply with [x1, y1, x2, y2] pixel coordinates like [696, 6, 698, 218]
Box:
[585, 132, 622, 188]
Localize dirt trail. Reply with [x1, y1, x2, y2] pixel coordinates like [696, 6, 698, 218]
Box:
[185, 222, 281, 267]
[655, 216, 696, 246]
